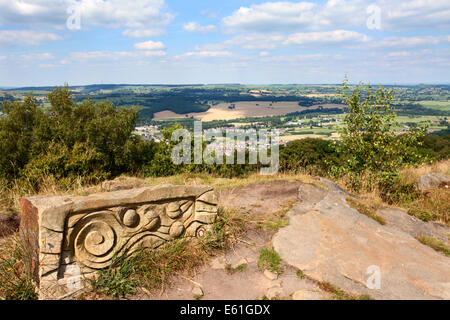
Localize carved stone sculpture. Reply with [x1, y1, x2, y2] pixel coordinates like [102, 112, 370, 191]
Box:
[20, 185, 218, 299]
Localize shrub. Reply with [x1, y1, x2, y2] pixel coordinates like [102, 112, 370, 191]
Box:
[0, 86, 154, 189]
[334, 79, 427, 194]
[279, 138, 342, 175]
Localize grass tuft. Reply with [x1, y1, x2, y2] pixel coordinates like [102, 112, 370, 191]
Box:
[235, 264, 247, 272]
[258, 248, 283, 275]
[416, 235, 450, 257]
[0, 235, 37, 300]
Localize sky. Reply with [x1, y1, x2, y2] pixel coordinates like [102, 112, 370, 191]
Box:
[0, 0, 449, 87]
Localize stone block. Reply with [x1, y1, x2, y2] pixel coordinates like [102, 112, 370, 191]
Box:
[20, 184, 218, 299]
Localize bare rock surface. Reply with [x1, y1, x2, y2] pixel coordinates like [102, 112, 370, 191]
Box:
[376, 207, 450, 245]
[217, 180, 303, 215]
[292, 289, 326, 300]
[273, 181, 450, 300]
[416, 173, 450, 192]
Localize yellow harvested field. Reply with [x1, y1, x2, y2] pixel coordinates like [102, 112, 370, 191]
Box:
[153, 102, 343, 121]
[303, 93, 336, 97]
[279, 134, 325, 142]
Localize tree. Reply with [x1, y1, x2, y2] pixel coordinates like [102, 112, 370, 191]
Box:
[335, 79, 426, 194]
[0, 86, 154, 188]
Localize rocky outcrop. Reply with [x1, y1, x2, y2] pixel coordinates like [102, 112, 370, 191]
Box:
[20, 185, 218, 300]
[376, 207, 449, 245]
[273, 181, 450, 300]
[416, 173, 450, 192]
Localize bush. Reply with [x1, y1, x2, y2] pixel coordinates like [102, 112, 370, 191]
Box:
[417, 134, 450, 161]
[0, 86, 154, 189]
[334, 79, 427, 193]
[279, 138, 342, 175]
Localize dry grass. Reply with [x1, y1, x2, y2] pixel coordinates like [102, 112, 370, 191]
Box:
[255, 200, 295, 231]
[295, 267, 372, 300]
[346, 197, 386, 225]
[0, 234, 37, 300]
[400, 159, 450, 185]
[143, 172, 320, 191]
[334, 160, 450, 226]
[406, 188, 450, 225]
[416, 235, 450, 257]
[91, 207, 248, 299]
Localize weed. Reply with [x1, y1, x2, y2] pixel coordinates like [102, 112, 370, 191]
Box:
[416, 236, 450, 257]
[255, 200, 294, 231]
[225, 264, 234, 275]
[296, 269, 306, 279]
[92, 254, 138, 298]
[200, 208, 247, 253]
[318, 281, 363, 300]
[258, 248, 283, 275]
[294, 267, 372, 300]
[258, 218, 289, 231]
[0, 235, 37, 300]
[235, 264, 247, 272]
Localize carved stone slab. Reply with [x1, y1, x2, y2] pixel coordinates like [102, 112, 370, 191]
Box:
[20, 184, 218, 300]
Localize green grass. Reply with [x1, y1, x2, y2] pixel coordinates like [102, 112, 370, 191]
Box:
[257, 218, 289, 230]
[417, 100, 450, 112]
[92, 254, 138, 298]
[318, 281, 372, 300]
[296, 269, 306, 279]
[91, 207, 247, 299]
[235, 264, 247, 272]
[295, 268, 373, 300]
[258, 248, 283, 275]
[256, 200, 294, 231]
[416, 235, 450, 257]
[0, 236, 37, 300]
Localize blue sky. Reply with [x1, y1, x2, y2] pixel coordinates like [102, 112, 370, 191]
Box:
[0, 0, 449, 86]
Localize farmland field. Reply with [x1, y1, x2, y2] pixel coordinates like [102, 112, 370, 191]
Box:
[153, 102, 344, 121]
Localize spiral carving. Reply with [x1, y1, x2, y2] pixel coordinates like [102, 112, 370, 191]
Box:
[66, 192, 217, 271]
[70, 211, 119, 269]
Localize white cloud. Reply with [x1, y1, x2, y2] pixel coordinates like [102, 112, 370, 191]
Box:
[183, 22, 217, 34]
[196, 30, 369, 51]
[372, 35, 449, 48]
[222, 1, 317, 32]
[60, 50, 166, 64]
[19, 52, 54, 60]
[0, 0, 174, 30]
[221, 0, 450, 33]
[0, 30, 62, 46]
[284, 30, 369, 45]
[122, 28, 166, 38]
[386, 51, 412, 57]
[177, 51, 233, 58]
[225, 34, 285, 50]
[380, 0, 450, 30]
[134, 40, 165, 51]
